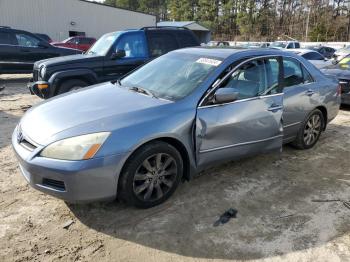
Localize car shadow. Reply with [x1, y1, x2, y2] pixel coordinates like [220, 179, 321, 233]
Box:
[68, 123, 350, 260]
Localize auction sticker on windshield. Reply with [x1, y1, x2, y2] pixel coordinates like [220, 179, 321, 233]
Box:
[196, 58, 222, 67]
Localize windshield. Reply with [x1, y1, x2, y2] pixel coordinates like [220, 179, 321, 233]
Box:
[87, 32, 120, 56]
[120, 53, 221, 100]
[271, 42, 286, 48]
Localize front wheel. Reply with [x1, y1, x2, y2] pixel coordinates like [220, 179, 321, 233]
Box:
[118, 141, 183, 208]
[57, 79, 88, 95]
[292, 109, 324, 150]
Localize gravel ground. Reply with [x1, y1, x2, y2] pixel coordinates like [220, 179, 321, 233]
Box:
[0, 74, 350, 262]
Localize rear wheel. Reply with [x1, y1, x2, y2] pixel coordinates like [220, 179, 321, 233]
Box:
[292, 109, 324, 149]
[57, 79, 88, 95]
[118, 141, 183, 208]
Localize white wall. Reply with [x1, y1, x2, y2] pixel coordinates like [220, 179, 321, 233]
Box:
[0, 0, 156, 41]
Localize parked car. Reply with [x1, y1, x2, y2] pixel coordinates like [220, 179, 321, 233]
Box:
[333, 45, 350, 61]
[241, 42, 270, 48]
[306, 45, 336, 59]
[321, 56, 350, 105]
[51, 36, 96, 52]
[13, 48, 340, 208]
[28, 27, 200, 99]
[34, 33, 52, 43]
[270, 41, 300, 49]
[0, 27, 82, 74]
[207, 41, 230, 47]
[287, 48, 332, 69]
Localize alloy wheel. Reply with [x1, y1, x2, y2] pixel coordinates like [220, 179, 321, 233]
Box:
[133, 153, 178, 202]
[303, 114, 322, 146]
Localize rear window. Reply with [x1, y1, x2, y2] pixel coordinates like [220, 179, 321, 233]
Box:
[148, 32, 179, 57]
[0, 31, 17, 45]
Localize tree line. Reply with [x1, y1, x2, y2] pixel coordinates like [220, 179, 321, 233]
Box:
[103, 0, 350, 42]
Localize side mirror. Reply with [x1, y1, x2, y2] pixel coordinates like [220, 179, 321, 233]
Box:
[38, 41, 49, 48]
[111, 49, 126, 60]
[214, 88, 239, 104]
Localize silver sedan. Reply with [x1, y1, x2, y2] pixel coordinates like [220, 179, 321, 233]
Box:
[12, 48, 340, 208]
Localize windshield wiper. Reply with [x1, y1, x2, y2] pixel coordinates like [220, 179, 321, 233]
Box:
[129, 86, 157, 98]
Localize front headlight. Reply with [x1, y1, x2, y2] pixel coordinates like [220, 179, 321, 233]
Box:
[40, 132, 110, 160]
[39, 66, 46, 79]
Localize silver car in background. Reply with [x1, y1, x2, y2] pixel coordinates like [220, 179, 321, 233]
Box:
[12, 48, 340, 208]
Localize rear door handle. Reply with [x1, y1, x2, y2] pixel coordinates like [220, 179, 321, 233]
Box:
[20, 49, 30, 53]
[306, 89, 315, 96]
[268, 104, 283, 112]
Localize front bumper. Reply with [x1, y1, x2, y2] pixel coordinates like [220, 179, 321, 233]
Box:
[342, 92, 350, 105]
[12, 128, 128, 203]
[27, 81, 50, 99]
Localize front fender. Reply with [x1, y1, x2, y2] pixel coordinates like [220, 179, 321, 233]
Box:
[48, 69, 98, 96]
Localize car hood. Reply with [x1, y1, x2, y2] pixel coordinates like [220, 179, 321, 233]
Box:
[36, 54, 101, 68]
[321, 65, 350, 79]
[20, 82, 173, 145]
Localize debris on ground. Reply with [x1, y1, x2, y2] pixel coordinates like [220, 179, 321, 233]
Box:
[62, 220, 74, 230]
[213, 208, 238, 227]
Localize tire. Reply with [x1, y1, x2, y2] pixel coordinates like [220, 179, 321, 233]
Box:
[57, 79, 88, 95]
[118, 141, 183, 208]
[292, 109, 325, 150]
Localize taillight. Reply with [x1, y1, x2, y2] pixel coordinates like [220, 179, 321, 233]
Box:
[337, 83, 343, 96]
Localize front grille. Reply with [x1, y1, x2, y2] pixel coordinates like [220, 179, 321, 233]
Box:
[339, 79, 350, 93]
[19, 138, 37, 151]
[42, 178, 66, 191]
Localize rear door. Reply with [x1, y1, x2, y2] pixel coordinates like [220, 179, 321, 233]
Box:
[0, 30, 22, 73]
[103, 31, 148, 81]
[282, 57, 320, 141]
[196, 56, 284, 169]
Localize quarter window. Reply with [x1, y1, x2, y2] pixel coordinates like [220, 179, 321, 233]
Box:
[15, 33, 40, 47]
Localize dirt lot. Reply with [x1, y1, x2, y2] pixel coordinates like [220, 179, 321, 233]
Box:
[0, 74, 350, 262]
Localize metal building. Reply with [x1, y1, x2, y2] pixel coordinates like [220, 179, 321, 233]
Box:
[157, 21, 211, 44]
[0, 0, 156, 41]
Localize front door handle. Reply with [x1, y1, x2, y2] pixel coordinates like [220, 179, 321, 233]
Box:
[306, 89, 315, 96]
[268, 104, 283, 112]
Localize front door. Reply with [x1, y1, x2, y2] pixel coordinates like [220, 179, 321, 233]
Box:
[196, 56, 284, 169]
[103, 32, 148, 82]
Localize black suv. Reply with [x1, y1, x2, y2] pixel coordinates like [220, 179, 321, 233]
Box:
[28, 27, 200, 99]
[0, 27, 81, 74]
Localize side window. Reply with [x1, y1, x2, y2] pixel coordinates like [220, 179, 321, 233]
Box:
[148, 33, 178, 57]
[302, 65, 313, 84]
[283, 57, 313, 87]
[303, 52, 324, 60]
[115, 33, 147, 58]
[177, 32, 198, 48]
[0, 32, 17, 45]
[286, 43, 293, 49]
[217, 57, 280, 100]
[15, 33, 40, 47]
[295, 42, 300, 48]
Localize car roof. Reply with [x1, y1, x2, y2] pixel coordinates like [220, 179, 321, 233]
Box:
[172, 47, 292, 60]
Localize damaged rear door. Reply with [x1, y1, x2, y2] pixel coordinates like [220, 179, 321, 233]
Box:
[195, 56, 284, 169]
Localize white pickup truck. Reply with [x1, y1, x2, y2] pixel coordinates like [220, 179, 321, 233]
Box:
[270, 41, 301, 49]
